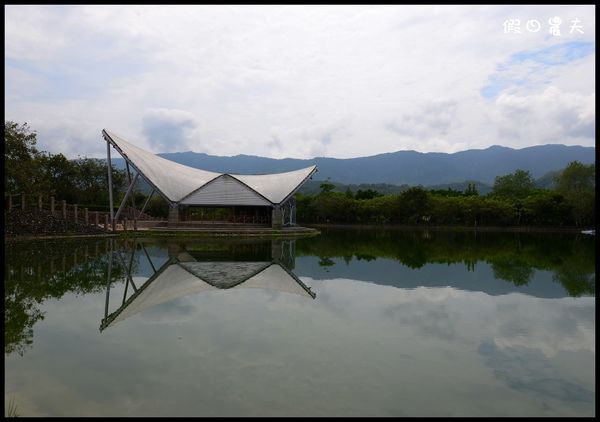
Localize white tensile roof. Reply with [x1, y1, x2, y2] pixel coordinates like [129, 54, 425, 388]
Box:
[103, 129, 317, 205]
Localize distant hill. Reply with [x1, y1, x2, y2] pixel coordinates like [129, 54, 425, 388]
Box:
[111, 144, 594, 188]
[534, 169, 562, 190]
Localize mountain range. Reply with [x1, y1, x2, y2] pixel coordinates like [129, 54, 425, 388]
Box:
[111, 144, 595, 190]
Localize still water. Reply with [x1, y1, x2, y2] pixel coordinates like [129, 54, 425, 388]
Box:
[4, 227, 595, 416]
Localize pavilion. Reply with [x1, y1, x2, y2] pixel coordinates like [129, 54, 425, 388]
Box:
[102, 129, 318, 229]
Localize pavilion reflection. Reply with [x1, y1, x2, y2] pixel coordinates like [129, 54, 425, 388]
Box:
[100, 238, 315, 331]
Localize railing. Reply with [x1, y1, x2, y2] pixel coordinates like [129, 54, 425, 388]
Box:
[4, 193, 160, 232]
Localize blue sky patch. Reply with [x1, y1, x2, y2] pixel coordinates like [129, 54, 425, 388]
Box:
[481, 41, 595, 99]
[5, 48, 150, 102]
[510, 42, 595, 66]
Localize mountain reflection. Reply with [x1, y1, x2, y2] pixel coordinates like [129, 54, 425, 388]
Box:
[100, 238, 315, 331]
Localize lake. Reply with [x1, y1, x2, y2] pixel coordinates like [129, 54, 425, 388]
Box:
[4, 227, 595, 416]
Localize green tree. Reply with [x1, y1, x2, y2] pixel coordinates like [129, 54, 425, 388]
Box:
[397, 187, 430, 224]
[464, 182, 479, 196]
[355, 188, 381, 200]
[319, 179, 336, 195]
[491, 169, 536, 199]
[72, 157, 126, 206]
[38, 152, 77, 202]
[555, 161, 595, 227]
[521, 191, 572, 226]
[144, 195, 170, 218]
[4, 121, 44, 193]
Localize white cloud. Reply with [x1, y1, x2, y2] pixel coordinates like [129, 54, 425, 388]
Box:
[493, 87, 595, 145]
[4, 5, 596, 159]
[141, 108, 199, 152]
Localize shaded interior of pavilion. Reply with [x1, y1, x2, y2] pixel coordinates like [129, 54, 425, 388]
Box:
[175, 200, 297, 227]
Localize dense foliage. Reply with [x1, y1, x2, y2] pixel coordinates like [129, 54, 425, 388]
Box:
[5, 121, 128, 208]
[296, 166, 595, 227]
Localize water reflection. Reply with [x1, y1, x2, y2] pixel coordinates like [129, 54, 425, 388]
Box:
[4, 239, 120, 356]
[4, 230, 595, 358]
[295, 227, 595, 298]
[100, 239, 315, 331]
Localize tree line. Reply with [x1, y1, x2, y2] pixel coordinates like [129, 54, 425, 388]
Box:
[296, 166, 595, 228]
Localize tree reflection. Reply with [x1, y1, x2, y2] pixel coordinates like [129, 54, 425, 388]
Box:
[296, 228, 595, 295]
[4, 238, 131, 356]
[490, 257, 534, 286]
[552, 239, 596, 296]
[318, 257, 335, 267]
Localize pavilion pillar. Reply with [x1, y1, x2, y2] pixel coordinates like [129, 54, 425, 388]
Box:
[271, 206, 283, 229]
[168, 204, 180, 227]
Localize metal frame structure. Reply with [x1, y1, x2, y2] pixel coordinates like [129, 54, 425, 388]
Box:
[103, 129, 317, 228]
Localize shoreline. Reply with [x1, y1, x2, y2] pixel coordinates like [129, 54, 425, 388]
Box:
[304, 223, 592, 234]
[4, 226, 321, 242]
[4, 223, 594, 242]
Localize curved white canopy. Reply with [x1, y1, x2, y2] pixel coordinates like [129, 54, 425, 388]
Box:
[103, 129, 317, 205]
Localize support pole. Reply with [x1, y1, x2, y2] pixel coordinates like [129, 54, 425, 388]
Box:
[114, 173, 139, 222]
[106, 139, 114, 223]
[141, 244, 157, 273]
[103, 239, 113, 327]
[138, 189, 155, 219]
[126, 161, 137, 212]
[116, 250, 138, 292]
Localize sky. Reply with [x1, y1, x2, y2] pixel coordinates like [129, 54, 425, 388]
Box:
[4, 5, 596, 159]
